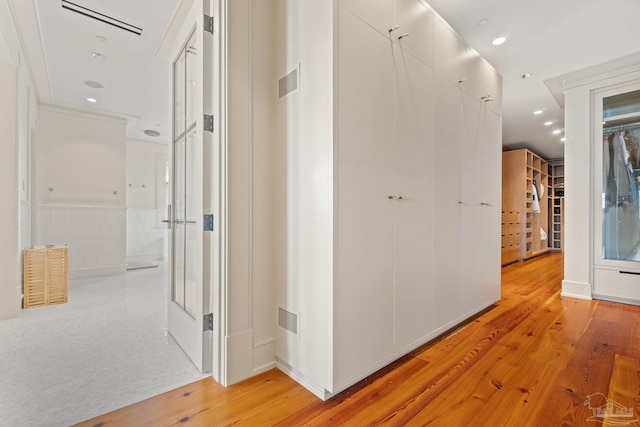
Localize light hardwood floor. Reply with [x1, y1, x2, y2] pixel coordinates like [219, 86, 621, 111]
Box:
[77, 253, 640, 426]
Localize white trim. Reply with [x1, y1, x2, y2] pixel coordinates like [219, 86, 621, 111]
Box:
[592, 294, 640, 307]
[211, 0, 227, 386]
[154, 0, 194, 61]
[276, 357, 327, 400]
[545, 51, 640, 108]
[126, 137, 170, 149]
[38, 102, 128, 125]
[252, 338, 276, 376]
[561, 280, 593, 300]
[69, 265, 127, 279]
[225, 330, 253, 385]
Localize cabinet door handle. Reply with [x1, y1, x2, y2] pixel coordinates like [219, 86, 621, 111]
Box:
[388, 25, 399, 33]
[398, 33, 410, 40]
[162, 204, 172, 229]
[398, 195, 410, 200]
[388, 195, 398, 200]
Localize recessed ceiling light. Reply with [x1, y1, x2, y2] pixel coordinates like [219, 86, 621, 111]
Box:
[521, 73, 531, 79]
[84, 80, 104, 89]
[86, 97, 97, 103]
[534, 110, 543, 115]
[477, 19, 489, 27]
[552, 129, 562, 135]
[144, 130, 160, 137]
[544, 121, 553, 126]
[95, 35, 108, 43]
[492, 37, 506, 46]
[91, 52, 105, 60]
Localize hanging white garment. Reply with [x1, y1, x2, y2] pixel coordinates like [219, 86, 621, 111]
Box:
[613, 132, 632, 200]
[532, 181, 541, 213]
[540, 227, 547, 241]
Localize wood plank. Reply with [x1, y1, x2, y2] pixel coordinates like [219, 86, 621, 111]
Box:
[76, 254, 640, 427]
[602, 354, 640, 426]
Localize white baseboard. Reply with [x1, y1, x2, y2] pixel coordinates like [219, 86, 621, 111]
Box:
[252, 339, 276, 376]
[69, 265, 127, 279]
[561, 280, 592, 300]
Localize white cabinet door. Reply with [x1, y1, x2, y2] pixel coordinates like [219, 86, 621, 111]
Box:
[432, 74, 462, 326]
[393, 45, 435, 350]
[336, 6, 395, 385]
[482, 62, 503, 116]
[339, 0, 394, 37]
[433, 18, 483, 99]
[394, 0, 434, 68]
[460, 94, 501, 314]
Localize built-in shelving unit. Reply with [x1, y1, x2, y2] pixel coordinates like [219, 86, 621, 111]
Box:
[550, 163, 564, 251]
[502, 149, 551, 264]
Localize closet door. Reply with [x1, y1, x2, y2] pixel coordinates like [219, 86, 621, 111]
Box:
[482, 63, 502, 116]
[339, 0, 394, 37]
[460, 93, 501, 314]
[336, 5, 395, 385]
[433, 18, 483, 100]
[393, 46, 435, 350]
[432, 74, 462, 326]
[394, 0, 434, 68]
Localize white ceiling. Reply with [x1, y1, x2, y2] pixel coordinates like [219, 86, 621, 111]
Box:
[12, 0, 640, 159]
[13, 0, 178, 143]
[427, 0, 640, 160]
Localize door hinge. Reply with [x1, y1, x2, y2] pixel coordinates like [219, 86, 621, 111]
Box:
[203, 313, 213, 331]
[204, 114, 214, 133]
[204, 14, 213, 34]
[204, 213, 214, 231]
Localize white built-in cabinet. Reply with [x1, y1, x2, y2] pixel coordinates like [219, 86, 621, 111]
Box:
[273, 0, 502, 399]
[332, 1, 502, 392]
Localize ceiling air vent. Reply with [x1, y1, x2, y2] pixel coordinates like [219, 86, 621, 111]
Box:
[61, 0, 143, 36]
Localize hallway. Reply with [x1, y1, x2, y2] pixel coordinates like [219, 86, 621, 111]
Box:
[0, 265, 205, 427]
[80, 253, 640, 426]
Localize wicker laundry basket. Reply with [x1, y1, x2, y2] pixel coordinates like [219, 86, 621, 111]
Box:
[23, 246, 68, 308]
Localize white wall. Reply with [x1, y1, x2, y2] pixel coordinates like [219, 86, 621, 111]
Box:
[223, 0, 281, 384]
[126, 139, 169, 263]
[36, 105, 126, 206]
[562, 86, 592, 298]
[249, 0, 280, 377]
[0, 0, 38, 319]
[35, 105, 127, 278]
[272, 0, 334, 394]
[0, 60, 20, 320]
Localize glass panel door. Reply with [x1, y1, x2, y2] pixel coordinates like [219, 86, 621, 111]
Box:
[172, 31, 198, 316]
[602, 89, 640, 261]
[167, 0, 214, 373]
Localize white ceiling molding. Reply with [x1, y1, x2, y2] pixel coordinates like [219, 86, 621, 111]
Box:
[154, 0, 194, 61]
[39, 101, 131, 126]
[7, 0, 52, 101]
[545, 51, 640, 107]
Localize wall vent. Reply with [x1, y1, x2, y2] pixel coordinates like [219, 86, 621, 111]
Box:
[278, 65, 299, 100]
[61, 0, 143, 36]
[278, 307, 298, 335]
